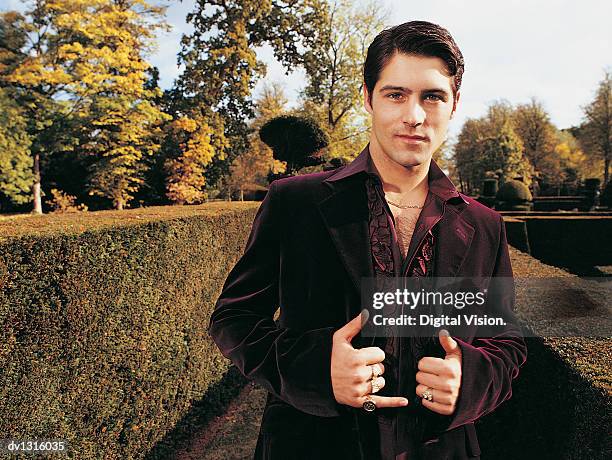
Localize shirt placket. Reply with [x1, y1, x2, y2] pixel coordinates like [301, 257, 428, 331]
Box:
[367, 175, 443, 458]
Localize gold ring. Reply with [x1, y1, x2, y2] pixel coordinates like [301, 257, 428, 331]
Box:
[421, 387, 434, 402]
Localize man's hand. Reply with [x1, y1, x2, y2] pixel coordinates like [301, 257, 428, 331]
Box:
[416, 329, 462, 415]
[331, 310, 409, 409]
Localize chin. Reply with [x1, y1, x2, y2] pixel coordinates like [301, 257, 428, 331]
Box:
[390, 150, 429, 168]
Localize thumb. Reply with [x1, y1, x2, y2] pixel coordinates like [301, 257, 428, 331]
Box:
[439, 329, 460, 356]
[337, 309, 369, 342]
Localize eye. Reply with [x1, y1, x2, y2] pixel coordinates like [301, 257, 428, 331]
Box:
[386, 92, 404, 101]
[424, 94, 444, 102]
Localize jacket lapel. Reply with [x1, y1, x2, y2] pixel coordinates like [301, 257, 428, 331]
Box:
[316, 177, 374, 297]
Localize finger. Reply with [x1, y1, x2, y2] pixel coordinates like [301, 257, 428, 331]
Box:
[415, 371, 445, 390]
[415, 384, 453, 405]
[354, 361, 385, 384]
[371, 376, 385, 394]
[357, 347, 385, 365]
[354, 366, 374, 384]
[337, 310, 369, 342]
[372, 362, 385, 376]
[417, 356, 446, 374]
[419, 357, 459, 378]
[421, 398, 455, 416]
[439, 329, 460, 355]
[367, 395, 409, 409]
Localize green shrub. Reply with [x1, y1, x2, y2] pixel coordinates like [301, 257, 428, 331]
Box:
[0, 203, 259, 459]
[496, 179, 533, 203]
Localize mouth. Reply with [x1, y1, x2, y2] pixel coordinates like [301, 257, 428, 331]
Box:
[395, 134, 429, 143]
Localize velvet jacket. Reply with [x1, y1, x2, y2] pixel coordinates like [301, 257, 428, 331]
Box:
[209, 145, 527, 459]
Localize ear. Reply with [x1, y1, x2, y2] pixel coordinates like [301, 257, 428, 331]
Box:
[363, 84, 373, 115]
[450, 90, 461, 119]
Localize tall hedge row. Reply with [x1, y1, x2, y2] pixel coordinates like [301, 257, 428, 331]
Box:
[0, 205, 259, 459]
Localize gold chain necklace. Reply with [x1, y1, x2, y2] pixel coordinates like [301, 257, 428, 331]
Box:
[385, 196, 424, 209]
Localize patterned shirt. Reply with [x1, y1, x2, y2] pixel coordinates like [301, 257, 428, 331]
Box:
[364, 160, 436, 412]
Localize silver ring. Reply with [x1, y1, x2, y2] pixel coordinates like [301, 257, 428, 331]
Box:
[370, 363, 382, 379]
[421, 387, 434, 402]
[371, 376, 383, 394]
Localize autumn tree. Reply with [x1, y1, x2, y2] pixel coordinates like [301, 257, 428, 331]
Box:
[251, 81, 289, 130]
[223, 82, 288, 200]
[453, 101, 532, 195]
[453, 119, 483, 194]
[299, 0, 386, 159]
[0, 8, 69, 213]
[0, 86, 33, 209]
[163, 116, 226, 204]
[481, 120, 529, 186]
[512, 98, 557, 172]
[550, 129, 595, 193]
[580, 71, 611, 187]
[1, 1, 170, 211]
[560, 129, 600, 176]
[224, 138, 280, 201]
[175, 0, 328, 191]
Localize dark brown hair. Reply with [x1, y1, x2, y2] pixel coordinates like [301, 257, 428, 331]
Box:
[363, 21, 464, 104]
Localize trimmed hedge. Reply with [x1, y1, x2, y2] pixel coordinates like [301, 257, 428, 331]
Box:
[502, 217, 530, 253]
[0, 204, 259, 459]
[477, 247, 611, 459]
[500, 214, 612, 267]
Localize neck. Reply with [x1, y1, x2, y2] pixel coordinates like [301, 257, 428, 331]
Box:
[369, 143, 430, 197]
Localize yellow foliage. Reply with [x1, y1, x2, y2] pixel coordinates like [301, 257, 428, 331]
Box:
[226, 136, 277, 197]
[165, 117, 221, 205]
[555, 142, 586, 169]
[47, 188, 88, 213]
[7, 0, 167, 101]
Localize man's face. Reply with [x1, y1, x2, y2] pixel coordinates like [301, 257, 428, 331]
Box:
[364, 52, 459, 168]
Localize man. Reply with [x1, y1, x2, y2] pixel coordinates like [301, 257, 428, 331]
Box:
[209, 20, 527, 460]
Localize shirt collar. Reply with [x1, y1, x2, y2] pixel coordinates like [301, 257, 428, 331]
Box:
[325, 143, 469, 205]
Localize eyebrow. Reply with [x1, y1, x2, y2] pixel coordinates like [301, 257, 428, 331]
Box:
[379, 85, 450, 95]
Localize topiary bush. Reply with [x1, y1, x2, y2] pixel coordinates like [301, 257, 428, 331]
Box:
[482, 178, 499, 197]
[496, 180, 533, 211]
[259, 115, 328, 174]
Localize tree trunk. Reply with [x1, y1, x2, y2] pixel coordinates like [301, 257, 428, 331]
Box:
[239, 188, 244, 201]
[32, 153, 42, 214]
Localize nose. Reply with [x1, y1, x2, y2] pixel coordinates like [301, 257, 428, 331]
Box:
[401, 98, 426, 127]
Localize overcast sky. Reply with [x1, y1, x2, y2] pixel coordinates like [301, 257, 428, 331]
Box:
[5, 0, 611, 137]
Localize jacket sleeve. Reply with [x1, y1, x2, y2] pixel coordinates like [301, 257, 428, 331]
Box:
[208, 181, 342, 417]
[444, 213, 527, 431]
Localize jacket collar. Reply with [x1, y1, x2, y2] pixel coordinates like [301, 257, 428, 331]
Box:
[324, 143, 468, 205]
